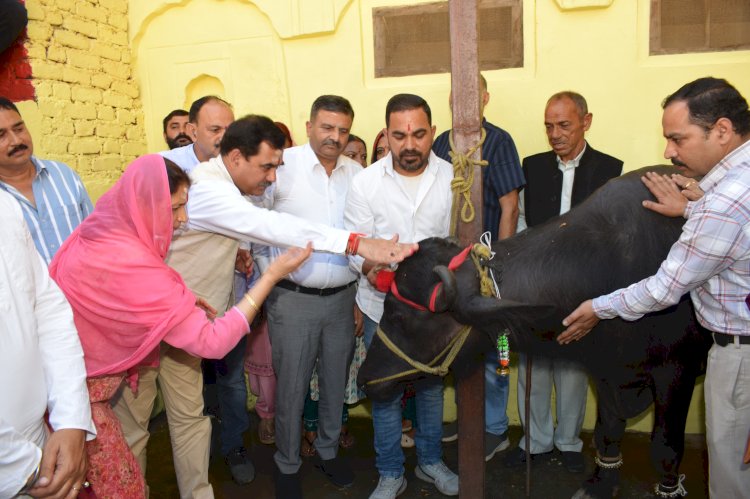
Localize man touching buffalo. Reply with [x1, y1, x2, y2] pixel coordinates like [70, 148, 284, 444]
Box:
[345, 94, 458, 499]
[561, 77, 750, 497]
[506, 91, 622, 473]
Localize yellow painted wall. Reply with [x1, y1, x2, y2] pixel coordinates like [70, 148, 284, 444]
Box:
[21, 0, 147, 201]
[127, 0, 748, 435]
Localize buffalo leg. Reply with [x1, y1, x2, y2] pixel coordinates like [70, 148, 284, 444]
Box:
[575, 382, 625, 499]
[649, 365, 696, 494]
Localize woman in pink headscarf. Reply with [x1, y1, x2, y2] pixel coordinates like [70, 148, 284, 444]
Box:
[49, 154, 310, 498]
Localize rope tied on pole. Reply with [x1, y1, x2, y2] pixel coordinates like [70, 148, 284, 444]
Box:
[448, 128, 488, 237]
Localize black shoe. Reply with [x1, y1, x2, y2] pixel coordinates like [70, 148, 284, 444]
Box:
[441, 421, 458, 443]
[484, 432, 510, 462]
[224, 446, 255, 484]
[274, 468, 302, 499]
[561, 451, 585, 473]
[314, 455, 354, 488]
[503, 447, 552, 468]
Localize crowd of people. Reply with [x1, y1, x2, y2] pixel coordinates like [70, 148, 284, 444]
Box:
[1, 74, 748, 499]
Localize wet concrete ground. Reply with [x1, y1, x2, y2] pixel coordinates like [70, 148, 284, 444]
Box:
[145, 412, 708, 498]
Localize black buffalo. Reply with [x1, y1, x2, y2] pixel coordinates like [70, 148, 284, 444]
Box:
[358, 166, 711, 498]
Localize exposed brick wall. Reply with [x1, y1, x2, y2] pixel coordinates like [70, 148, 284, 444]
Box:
[25, 0, 146, 197]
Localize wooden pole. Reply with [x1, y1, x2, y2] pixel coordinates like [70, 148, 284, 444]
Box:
[448, 0, 485, 498]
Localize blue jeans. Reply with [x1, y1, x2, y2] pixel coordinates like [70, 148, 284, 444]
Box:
[216, 334, 249, 456]
[364, 315, 444, 477]
[484, 351, 509, 436]
[215, 272, 253, 456]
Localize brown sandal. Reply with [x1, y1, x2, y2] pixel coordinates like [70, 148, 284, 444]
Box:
[339, 426, 355, 449]
[300, 430, 317, 457]
[258, 417, 275, 445]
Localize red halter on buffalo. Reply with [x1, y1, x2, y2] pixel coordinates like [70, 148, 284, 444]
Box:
[383, 245, 472, 313]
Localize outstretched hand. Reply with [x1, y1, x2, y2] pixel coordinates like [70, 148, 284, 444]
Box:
[357, 235, 418, 265]
[29, 428, 87, 499]
[558, 300, 599, 345]
[267, 242, 313, 281]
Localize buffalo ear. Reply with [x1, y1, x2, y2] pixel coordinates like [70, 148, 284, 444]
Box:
[430, 265, 457, 312]
[451, 295, 560, 332]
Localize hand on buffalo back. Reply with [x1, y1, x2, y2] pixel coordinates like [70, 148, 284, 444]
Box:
[671, 173, 704, 201]
[558, 299, 600, 345]
[640, 172, 699, 218]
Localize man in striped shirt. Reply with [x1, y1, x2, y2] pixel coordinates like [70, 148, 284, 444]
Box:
[432, 74, 525, 461]
[0, 97, 92, 263]
[561, 77, 750, 497]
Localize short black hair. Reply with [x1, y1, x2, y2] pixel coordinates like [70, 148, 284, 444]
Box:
[385, 94, 432, 127]
[188, 96, 232, 123]
[0, 97, 20, 114]
[162, 109, 189, 134]
[310, 95, 354, 121]
[663, 77, 750, 136]
[164, 158, 191, 194]
[220, 114, 286, 158]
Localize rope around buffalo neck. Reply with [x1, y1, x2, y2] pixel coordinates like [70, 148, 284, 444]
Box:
[448, 128, 488, 237]
[366, 324, 473, 386]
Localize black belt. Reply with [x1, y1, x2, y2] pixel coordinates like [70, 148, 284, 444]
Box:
[276, 279, 356, 296]
[712, 332, 750, 347]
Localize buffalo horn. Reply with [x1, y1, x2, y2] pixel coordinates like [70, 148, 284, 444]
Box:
[431, 265, 457, 312]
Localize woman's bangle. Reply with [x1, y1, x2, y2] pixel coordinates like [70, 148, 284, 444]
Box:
[243, 293, 260, 313]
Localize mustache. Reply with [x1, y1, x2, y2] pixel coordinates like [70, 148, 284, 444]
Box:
[671, 158, 687, 167]
[9, 144, 28, 156]
[399, 149, 422, 159]
[322, 138, 341, 148]
[174, 133, 191, 142]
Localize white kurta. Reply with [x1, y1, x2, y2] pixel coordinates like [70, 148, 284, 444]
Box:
[0, 190, 95, 497]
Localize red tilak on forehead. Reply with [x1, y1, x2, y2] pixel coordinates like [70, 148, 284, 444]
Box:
[407, 123, 411, 132]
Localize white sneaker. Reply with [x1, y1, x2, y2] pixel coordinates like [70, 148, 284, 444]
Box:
[368, 475, 407, 499]
[415, 461, 459, 496]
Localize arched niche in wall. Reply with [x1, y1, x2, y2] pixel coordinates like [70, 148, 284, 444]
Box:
[132, 0, 291, 152]
[184, 75, 226, 110]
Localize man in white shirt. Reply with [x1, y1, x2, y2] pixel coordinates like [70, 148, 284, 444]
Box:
[116, 95, 248, 496]
[114, 114, 416, 498]
[508, 91, 622, 473]
[267, 95, 362, 497]
[0, 189, 96, 498]
[161, 96, 234, 174]
[345, 94, 458, 499]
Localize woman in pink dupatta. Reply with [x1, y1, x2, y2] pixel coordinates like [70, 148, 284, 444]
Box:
[49, 154, 310, 498]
